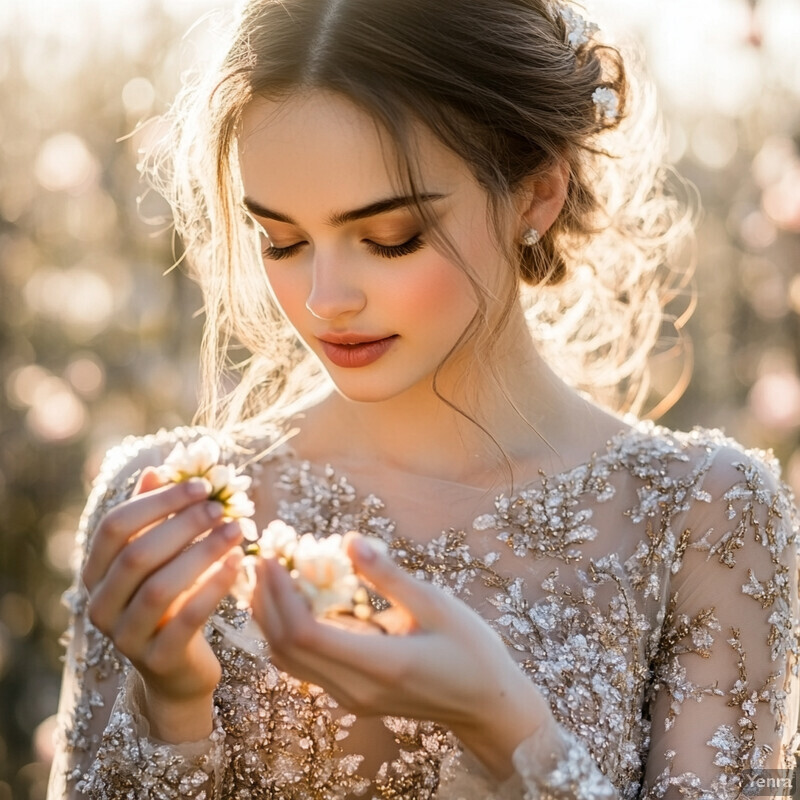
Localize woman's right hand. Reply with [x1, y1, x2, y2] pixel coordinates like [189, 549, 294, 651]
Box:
[82, 465, 244, 742]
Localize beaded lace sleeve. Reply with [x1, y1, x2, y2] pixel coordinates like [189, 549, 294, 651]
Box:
[638, 446, 800, 798]
[46, 431, 228, 800]
[435, 722, 619, 799]
[436, 443, 799, 800]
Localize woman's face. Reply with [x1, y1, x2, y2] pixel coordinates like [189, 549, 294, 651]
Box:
[238, 90, 515, 404]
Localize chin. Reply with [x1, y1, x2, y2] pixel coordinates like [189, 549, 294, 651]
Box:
[332, 384, 407, 405]
[327, 372, 433, 405]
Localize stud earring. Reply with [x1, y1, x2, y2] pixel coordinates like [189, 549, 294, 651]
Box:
[522, 228, 540, 246]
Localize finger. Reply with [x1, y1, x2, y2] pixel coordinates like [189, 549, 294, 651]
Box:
[251, 558, 369, 695]
[345, 533, 446, 627]
[83, 477, 212, 590]
[253, 557, 345, 674]
[252, 557, 300, 647]
[109, 521, 243, 654]
[258, 555, 415, 688]
[145, 548, 244, 675]
[370, 605, 414, 636]
[87, 499, 226, 633]
[134, 465, 167, 496]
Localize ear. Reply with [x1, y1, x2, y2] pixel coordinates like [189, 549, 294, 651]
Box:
[517, 158, 570, 238]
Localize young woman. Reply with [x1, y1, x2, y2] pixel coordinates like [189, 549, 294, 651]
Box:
[48, 0, 799, 798]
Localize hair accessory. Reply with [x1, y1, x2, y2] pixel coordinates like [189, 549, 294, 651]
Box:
[592, 86, 619, 121]
[522, 228, 541, 246]
[558, 6, 620, 124]
[558, 6, 599, 49]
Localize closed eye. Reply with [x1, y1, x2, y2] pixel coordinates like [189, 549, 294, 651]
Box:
[261, 236, 425, 262]
[364, 235, 424, 259]
[245, 213, 305, 262]
[262, 242, 305, 261]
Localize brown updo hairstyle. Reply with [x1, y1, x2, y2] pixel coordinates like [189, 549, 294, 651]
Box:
[147, 0, 693, 428]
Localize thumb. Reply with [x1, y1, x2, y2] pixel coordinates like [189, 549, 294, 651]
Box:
[344, 532, 445, 627]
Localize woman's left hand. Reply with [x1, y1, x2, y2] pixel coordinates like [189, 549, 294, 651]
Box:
[251, 531, 554, 778]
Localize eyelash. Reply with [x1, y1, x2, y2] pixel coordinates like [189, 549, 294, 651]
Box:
[365, 236, 424, 259]
[261, 235, 424, 262]
[262, 243, 303, 261]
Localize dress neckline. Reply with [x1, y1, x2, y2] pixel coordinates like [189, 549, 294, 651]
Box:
[256, 417, 657, 503]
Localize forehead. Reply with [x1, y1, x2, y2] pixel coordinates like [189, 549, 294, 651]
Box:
[237, 90, 471, 210]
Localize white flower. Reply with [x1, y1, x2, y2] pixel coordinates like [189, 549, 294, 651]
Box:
[292, 533, 360, 616]
[207, 463, 252, 498]
[559, 6, 599, 49]
[206, 463, 254, 518]
[223, 491, 256, 520]
[293, 533, 351, 586]
[256, 519, 300, 559]
[156, 435, 255, 519]
[157, 435, 220, 483]
[236, 522, 381, 618]
[295, 574, 361, 617]
[592, 87, 619, 121]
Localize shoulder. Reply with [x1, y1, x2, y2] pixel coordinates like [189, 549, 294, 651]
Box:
[657, 424, 791, 510]
[93, 423, 285, 487]
[93, 426, 206, 487]
[89, 426, 231, 502]
[640, 423, 797, 562]
[73, 427, 199, 555]
[617, 420, 787, 487]
[611, 421, 795, 535]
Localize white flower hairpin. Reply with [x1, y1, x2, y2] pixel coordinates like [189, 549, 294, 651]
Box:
[233, 520, 387, 619]
[559, 5, 599, 49]
[558, 4, 620, 123]
[592, 86, 619, 122]
[157, 435, 256, 520]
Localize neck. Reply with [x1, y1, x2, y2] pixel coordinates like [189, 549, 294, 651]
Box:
[292, 307, 618, 488]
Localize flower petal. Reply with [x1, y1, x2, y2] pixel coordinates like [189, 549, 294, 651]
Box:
[225, 491, 255, 519]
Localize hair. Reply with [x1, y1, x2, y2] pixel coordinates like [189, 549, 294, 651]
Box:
[143, 0, 695, 434]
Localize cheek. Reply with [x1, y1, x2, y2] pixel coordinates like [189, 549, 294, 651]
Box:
[394, 255, 477, 328]
[263, 267, 308, 322]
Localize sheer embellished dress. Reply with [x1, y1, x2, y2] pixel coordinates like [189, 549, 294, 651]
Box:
[47, 421, 800, 799]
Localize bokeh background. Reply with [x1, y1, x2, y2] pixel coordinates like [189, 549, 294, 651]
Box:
[1, 0, 799, 797]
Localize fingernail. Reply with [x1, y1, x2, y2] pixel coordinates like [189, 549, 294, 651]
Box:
[187, 477, 212, 498]
[353, 536, 383, 563]
[221, 521, 242, 541]
[205, 500, 225, 520]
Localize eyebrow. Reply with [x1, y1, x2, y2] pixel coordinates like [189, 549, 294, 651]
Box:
[242, 193, 446, 227]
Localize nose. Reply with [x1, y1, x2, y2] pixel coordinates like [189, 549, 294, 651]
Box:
[304, 255, 366, 321]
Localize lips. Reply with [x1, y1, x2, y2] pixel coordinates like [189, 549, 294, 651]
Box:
[317, 331, 392, 345]
[317, 334, 398, 369]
